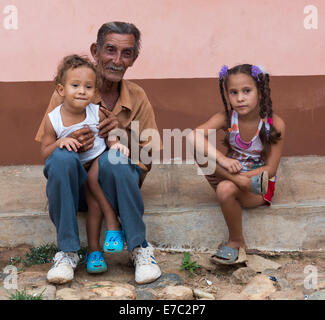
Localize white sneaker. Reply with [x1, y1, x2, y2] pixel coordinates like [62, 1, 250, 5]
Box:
[47, 251, 80, 284]
[132, 243, 161, 284]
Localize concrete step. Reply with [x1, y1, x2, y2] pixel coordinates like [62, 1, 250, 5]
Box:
[0, 157, 325, 252]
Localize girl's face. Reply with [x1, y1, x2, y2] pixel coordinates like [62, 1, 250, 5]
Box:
[58, 66, 96, 110]
[226, 73, 259, 118]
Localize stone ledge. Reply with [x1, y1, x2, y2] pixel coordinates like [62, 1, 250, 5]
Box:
[0, 156, 324, 251]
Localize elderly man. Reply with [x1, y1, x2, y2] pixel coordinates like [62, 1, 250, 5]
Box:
[35, 22, 161, 285]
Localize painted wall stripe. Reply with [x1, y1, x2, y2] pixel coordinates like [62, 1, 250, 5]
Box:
[0, 0, 324, 82]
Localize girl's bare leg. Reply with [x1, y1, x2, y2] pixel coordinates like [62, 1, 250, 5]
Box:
[215, 180, 265, 249]
[85, 183, 103, 253]
[87, 158, 121, 231]
[207, 160, 254, 192]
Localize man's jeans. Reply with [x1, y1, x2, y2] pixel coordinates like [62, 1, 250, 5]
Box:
[43, 148, 145, 252]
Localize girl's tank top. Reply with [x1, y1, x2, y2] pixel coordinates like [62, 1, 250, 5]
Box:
[228, 110, 270, 172]
[48, 103, 107, 164]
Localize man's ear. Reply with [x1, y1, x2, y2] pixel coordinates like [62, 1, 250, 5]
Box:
[56, 84, 65, 97]
[90, 43, 99, 62]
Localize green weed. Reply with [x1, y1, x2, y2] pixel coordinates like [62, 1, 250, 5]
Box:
[9, 288, 45, 300]
[9, 244, 88, 267]
[180, 252, 200, 276]
[23, 243, 58, 266]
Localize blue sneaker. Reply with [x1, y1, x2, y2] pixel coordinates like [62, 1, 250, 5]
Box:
[103, 230, 124, 253]
[86, 251, 107, 274]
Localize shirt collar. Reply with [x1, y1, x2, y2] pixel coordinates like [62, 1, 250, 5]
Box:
[93, 80, 133, 114]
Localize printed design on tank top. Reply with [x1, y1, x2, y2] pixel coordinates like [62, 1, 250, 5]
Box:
[228, 110, 270, 172]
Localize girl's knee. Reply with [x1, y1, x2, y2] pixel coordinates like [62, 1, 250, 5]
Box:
[44, 148, 82, 180]
[49, 148, 79, 168]
[216, 180, 238, 202]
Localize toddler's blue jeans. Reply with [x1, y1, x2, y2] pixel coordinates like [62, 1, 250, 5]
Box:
[43, 148, 145, 253]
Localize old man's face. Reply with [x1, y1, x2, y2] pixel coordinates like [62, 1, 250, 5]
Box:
[94, 33, 137, 83]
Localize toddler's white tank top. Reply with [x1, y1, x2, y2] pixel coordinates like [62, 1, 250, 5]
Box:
[48, 103, 107, 164]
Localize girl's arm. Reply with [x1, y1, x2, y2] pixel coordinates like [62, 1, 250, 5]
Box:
[240, 114, 286, 178]
[188, 112, 242, 173]
[40, 116, 81, 161]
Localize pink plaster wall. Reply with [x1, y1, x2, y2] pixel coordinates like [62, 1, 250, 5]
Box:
[0, 0, 324, 81]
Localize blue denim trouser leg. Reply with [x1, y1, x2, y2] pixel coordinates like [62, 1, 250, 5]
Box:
[98, 149, 145, 252]
[43, 148, 88, 252]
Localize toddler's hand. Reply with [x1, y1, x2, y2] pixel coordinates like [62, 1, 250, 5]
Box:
[110, 142, 130, 157]
[218, 156, 242, 174]
[58, 137, 82, 152]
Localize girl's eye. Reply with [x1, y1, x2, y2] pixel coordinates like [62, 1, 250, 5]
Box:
[244, 89, 251, 93]
[230, 90, 237, 95]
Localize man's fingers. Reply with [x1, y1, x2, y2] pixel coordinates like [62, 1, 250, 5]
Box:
[98, 116, 119, 129]
[99, 106, 112, 117]
[80, 136, 95, 152]
[98, 121, 119, 138]
[73, 125, 91, 136]
[75, 132, 95, 146]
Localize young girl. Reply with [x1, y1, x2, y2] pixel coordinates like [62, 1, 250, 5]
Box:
[41, 55, 129, 275]
[191, 64, 285, 264]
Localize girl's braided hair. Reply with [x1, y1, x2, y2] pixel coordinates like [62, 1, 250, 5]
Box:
[219, 64, 281, 161]
[54, 54, 96, 85]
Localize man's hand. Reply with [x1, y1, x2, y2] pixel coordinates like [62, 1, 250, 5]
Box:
[98, 107, 120, 138]
[69, 125, 95, 152]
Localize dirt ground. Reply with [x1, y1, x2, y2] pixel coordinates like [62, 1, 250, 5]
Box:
[1, 245, 325, 300]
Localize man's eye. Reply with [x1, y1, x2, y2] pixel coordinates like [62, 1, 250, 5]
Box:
[123, 51, 132, 58]
[106, 47, 115, 53]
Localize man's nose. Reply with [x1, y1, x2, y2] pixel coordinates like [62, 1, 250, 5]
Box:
[112, 51, 122, 65]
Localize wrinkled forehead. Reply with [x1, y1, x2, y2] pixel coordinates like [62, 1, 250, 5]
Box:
[102, 33, 136, 50]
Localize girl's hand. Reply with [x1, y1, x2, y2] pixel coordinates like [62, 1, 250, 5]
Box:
[57, 137, 82, 152]
[110, 142, 130, 157]
[218, 156, 242, 174]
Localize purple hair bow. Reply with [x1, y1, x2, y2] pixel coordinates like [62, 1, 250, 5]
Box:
[251, 65, 263, 80]
[219, 65, 228, 79]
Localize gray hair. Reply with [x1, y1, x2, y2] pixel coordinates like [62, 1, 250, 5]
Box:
[96, 21, 141, 58]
